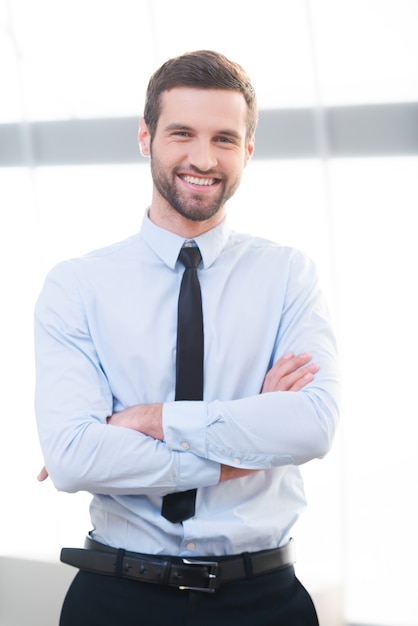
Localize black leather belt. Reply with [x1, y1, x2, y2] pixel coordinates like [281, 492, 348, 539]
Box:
[60, 536, 296, 593]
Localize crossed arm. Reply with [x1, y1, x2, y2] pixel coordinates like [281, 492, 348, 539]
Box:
[37, 351, 317, 484]
[43, 351, 317, 484]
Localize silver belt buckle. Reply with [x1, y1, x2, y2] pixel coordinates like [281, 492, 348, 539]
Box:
[179, 559, 219, 593]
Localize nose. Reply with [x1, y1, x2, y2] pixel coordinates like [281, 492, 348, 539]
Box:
[189, 138, 217, 172]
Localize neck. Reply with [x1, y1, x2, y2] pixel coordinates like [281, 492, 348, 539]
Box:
[148, 194, 226, 239]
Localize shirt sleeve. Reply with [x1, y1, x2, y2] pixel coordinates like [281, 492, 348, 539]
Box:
[34, 262, 220, 495]
[163, 250, 341, 469]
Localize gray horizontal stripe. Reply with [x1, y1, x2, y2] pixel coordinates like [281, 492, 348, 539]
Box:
[1, 102, 417, 166]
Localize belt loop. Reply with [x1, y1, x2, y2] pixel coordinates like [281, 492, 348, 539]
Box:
[242, 552, 254, 579]
[160, 559, 171, 585]
[114, 549, 126, 577]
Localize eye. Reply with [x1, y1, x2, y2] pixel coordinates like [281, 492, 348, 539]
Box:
[216, 136, 234, 143]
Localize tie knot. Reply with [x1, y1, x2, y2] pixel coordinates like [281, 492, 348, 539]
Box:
[178, 246, 202, 269]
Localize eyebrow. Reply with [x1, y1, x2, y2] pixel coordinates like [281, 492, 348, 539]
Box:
[163, 123, 242, 140]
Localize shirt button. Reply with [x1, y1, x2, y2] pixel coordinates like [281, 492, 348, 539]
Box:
[187, 542, 195, 550]
[181, 442, 190, 450]
[233, 457, 241, 465]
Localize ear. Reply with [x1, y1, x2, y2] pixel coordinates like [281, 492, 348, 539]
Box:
[138, 117, 151, 156]
[244, 136, 255, 166]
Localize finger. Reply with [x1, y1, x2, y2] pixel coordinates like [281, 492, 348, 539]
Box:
[37, 466, 49, 482]
[284, 363, 319, 391]
[262, 352, 312, 393]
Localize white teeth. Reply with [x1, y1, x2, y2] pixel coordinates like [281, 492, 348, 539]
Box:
[182, 175, 216, 186]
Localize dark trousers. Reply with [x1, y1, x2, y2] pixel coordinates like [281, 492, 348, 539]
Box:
[60, 566, 319, 626]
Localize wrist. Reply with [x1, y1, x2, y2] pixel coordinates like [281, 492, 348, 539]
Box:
[141, 403, 164, 440]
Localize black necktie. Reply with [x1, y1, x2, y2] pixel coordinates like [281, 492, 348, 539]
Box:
[161, 246, 203, 523]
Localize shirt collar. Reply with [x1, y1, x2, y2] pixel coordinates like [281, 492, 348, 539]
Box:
[140, 209, 231, 269]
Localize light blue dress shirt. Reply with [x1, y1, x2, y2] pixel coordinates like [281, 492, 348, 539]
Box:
[35, 211, 340, 557]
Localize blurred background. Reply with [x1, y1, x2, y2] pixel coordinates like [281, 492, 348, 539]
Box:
[1, 1, 417, 624]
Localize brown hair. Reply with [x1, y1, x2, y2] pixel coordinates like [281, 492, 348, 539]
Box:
[143, 50, 258, 143]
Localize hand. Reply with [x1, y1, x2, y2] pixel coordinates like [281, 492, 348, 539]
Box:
[261, 351, 318, 393]
[37, 466, 49, 481]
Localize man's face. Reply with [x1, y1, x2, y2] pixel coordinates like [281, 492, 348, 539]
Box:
[139, 88, 254, 225]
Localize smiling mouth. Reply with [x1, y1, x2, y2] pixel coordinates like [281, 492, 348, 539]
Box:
[179, 174, 219, 186]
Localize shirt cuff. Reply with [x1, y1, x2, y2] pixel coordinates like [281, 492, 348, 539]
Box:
[163, 401, 220, 488]
[163, 400, 210, 456]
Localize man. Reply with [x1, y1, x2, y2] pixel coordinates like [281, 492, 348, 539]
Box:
[35, 50, 340, 625]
